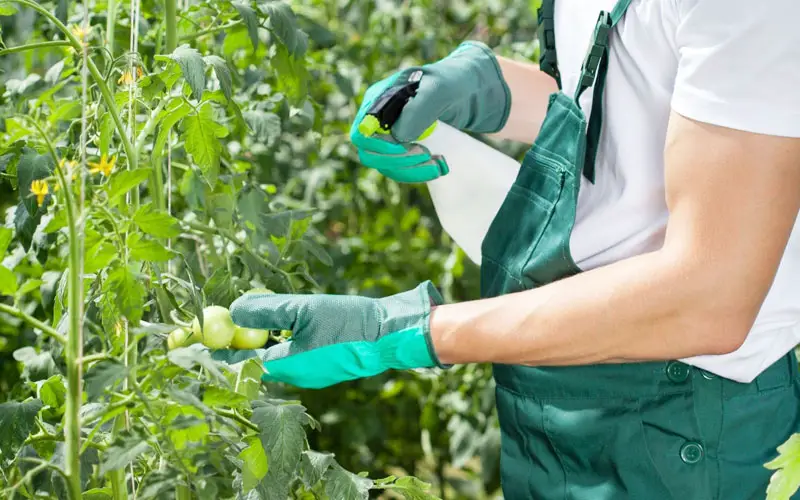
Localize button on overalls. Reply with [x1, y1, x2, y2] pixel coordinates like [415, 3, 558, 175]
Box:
[479, 0, 800, 498]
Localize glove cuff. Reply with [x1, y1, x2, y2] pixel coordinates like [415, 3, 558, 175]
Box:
[417, 280, 452, 370]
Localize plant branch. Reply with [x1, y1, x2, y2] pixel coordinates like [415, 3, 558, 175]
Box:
[214, 408, 259, 432]
[178, 20, 242, 42]
[0, 304, 66, 344]
[0, 41, 71, 56]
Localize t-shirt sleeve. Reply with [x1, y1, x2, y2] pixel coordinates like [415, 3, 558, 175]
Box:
[671, 0, 800, 138]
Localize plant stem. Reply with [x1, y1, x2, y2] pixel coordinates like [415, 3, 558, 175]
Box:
[178, 20, 242, 42]
[0, 304, 66, 344]
[106, 0, 117, 55]
[52, 146, 84, 500]
[165, 0, 177, 52]
[214, 408, 259, 432]
[0, 41, 71, 56]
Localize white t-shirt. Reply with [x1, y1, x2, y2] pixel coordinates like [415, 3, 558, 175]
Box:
[557, 0, 800, 382]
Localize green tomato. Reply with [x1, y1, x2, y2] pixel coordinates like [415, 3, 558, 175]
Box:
[230, 326, 270, 349]
[167, 327, 199, 350]
[191, 305, 236, 349]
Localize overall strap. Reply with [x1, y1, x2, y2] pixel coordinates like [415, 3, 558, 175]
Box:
[575, 0, 633, 183]
[537, 0, 561, 88]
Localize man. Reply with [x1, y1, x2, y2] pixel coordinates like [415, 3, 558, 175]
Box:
[216, 0, 800, 497]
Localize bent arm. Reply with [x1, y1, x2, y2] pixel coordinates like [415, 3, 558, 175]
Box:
[430, 112, 800, 366]
[488, 56, 557, 144]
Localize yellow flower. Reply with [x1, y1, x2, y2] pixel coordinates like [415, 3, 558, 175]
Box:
[118, 71, 134, 86]
[70, 25, 90, 44]
[88, 155, 116, 176]
[31, 180, 49, 207]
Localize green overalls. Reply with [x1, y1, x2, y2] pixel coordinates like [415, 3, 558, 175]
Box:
[479, 0, 800, 498]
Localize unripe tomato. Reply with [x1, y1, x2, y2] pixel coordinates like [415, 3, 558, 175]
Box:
[167, 327, 199, 350]
[191, 305, 236, 349]
[230, 326, 270, 349]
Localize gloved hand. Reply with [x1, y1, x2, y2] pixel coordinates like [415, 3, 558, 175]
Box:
[350, 41, 512, 183]
[211, 282, 447, 389]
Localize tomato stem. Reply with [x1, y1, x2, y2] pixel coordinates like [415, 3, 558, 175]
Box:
[106, 0, 117, 56]
[0, 41, 71, 56]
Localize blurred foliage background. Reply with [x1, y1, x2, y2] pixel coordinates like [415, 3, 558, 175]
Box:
[1, 0, 540, 497]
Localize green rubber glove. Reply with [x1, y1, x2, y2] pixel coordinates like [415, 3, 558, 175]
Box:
[349, 41, 512, 183]
[211, 282, 447, 389]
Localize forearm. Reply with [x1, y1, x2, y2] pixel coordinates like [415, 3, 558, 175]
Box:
[430, 248, 759, 366]
[488, 56, 557, 144]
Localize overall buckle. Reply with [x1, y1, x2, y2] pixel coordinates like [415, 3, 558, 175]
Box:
[578, 12, 612, 91]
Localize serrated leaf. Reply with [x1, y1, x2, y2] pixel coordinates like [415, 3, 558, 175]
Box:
[103, 264, 146, 324]
[239, 437, 268, 492]
[202, 386, 248, 409]
[168, 45, 206, 100]
[0, 399, 43, 458]
[100, 439, 151, 474]
[204, 55, 233, 101]
[233, 2, 259, 51]
[243, 110, 281, 145]
[299, 451, 334, 488]
[390, 476, 440, 500]
[84, 361, 126, 399]
[251, 401, 308, 498]
[133, 204, 180, 238]
[0, 265, 16, 295]
[45, 60, 65, 84]
[261, 2, 307, 57]
[297, 238, 332, 266]
[182, 102, 228, 186]
[106, 168, 150, 205]
[39, 375, 66, 417]
[323, 463, 373, 500]
[152, 100, 191, 170]
[766, 434, 800, 500]
[13, 202, 39, 251]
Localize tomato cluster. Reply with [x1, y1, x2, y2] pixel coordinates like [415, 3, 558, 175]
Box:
[167, 290, 273, 350]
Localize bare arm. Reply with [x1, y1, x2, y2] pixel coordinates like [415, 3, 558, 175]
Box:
[489, 56, 557, 144]
[430, 112, 800, 366]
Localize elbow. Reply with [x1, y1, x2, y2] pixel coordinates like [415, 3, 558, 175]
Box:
[682, 290, 762, 357]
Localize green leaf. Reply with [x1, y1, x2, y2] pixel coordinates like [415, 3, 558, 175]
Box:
[100, 439, 152, 474]
[17, 150, 54, 215]
[0, 2, 18, 16]
[128, 233, 177, 262]
[323, 463, 373, 500]
[232, 2, 259, 51]
[13, 347, 57, 382]
[84, 361, 126, 399]
[243, 110, 281, 145]
[251, 400, 309, 499]
[204, 55, 233, 102]
[297, 238, 332, 267]
[0, 227, 12, 257]
[133, 204, 180, 238]
[202, 386, 248, 409]
[104, 264, 146, 325]
[43, 209, 67, 233]
[271, 44, 308, 104]
[167, 345, 229, 385]
[239, 437, 269, 492]
[98, 113, 114, 157]
[152, 100, 191, 170]
[236, 358, 264, 400]
[203, 268, 235, 307]
[106, 168, 150, 205]
[167, 45, 206, 100]
[39, 375, 66, 416]
[0, 399, 43, 458]
[182, 102, 228, 186]
[83, 488, 113, 500]
[299, 451, 334, 488]
[388, 476, 440, 500]
[766, 434, 800, 500]
[0, 265, 17, 295]
[14, 202, 39, 252]
[260, 2, 307, 57]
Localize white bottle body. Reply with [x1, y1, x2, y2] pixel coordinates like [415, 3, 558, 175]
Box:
[419, 123, 520, 264]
